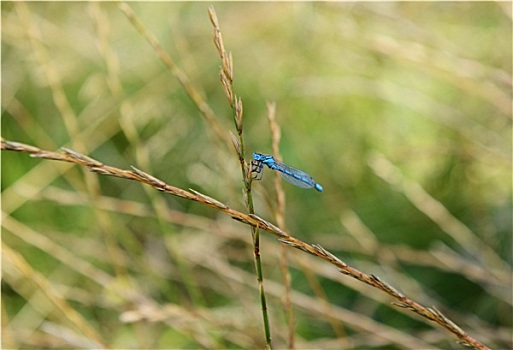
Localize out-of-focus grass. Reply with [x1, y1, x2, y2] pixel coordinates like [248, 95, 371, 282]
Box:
[2, 2, 511, 349]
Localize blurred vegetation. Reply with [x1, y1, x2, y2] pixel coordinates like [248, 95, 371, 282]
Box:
[2, 2, 511, 349]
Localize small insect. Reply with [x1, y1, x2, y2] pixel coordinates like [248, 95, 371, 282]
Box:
[251, 152, 323, 192]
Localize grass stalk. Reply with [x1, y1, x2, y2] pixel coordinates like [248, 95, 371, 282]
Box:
[1, 138, 492, 350]
[266, 102, 295, 348]
[208, 6, 272, 348]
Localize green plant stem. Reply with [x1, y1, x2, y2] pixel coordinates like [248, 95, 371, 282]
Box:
[208, 5, 272, 346]
[236, 115, 272, 349]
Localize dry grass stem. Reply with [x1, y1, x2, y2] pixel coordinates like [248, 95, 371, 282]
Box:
[1, 138, 491, 350]
[266, 101, 295, 347]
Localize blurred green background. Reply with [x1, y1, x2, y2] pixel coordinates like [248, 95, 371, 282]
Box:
[2, 2, 511, 349]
